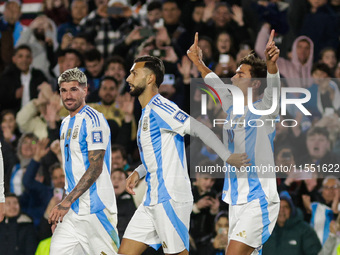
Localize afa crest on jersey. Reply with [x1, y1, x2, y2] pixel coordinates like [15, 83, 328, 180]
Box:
[142, 116, 149, 131]
[72, 126, 79, 139]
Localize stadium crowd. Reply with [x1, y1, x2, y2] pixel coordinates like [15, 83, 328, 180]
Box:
[0, 0, 339, 254]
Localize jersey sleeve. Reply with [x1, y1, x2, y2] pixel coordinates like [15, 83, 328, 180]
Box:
[85, 112, 110, 151]
[151, 100, 190, 137]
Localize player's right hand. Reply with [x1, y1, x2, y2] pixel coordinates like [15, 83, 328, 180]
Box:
[126, 171, 140, 195]
[187, 32, 203, 65]
[226, 153, 251, 169]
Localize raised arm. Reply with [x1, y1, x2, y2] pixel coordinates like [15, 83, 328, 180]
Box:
[187, 32, 212, 78]
[187, 32, 233, 112]
[48, 149, 105, 224]
[261, 29, 281, 117]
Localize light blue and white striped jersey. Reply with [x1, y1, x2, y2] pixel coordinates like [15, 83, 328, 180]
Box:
[137, 94, 193, 206]
[311, 202, 334, 245]
[204, 72, 281, 205]
[60, 105, 117, 215]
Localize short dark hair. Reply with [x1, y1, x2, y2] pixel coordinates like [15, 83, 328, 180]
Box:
[239, 53, 267, 95]
[104, 55, 126, 71]
[5, 192, 18, 199]
[147, 1, 162, 12]
[1, 109, 16, 123]
[62, 48, 83, 65]
[111, 144, 127, 160]
[49, 162, 62, 176]
[84, 48, 102, 62]
[307, 127, 329, 140]
[134, 55, 165, 87]
[14, 44, 32, 56]
[100, 76, 118, 88]
[319, 47, 336, 59]
[162, 0, 178, 8]
[311, 63, 332, 77]
[112, 168, 128, 178]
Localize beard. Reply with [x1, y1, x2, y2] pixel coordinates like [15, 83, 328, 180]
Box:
[129, 79, 147, 97]
[102, 98, 114, 105]
[62, 99, 83, 112]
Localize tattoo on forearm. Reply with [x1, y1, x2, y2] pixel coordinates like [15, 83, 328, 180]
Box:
[65, 150, 105, 204]
[58, 204, 70, 211]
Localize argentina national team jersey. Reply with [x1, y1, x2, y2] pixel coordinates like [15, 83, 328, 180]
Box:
[60, 105, 117, 215]
[204, 72, 281, 205]
[137, 94, 193, 206]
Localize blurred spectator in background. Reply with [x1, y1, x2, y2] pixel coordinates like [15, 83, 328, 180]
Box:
[44, 0, 69, 27]
[1, 110, 21, 150]
[69, 33, 91, 55]
[9, 133, 38, 196]
[190, 168, 219, 245]
[82, 48, 104, 102]
[16, 83, 61, 139]
[201, 3, 250, 51]
[300, 0, 339, 61]
[319, 47, 338, 76]
[197, 36, 215, 70]
[111, 168, 136, 240]
[162, 0, 191, 53]
[213, 31, 237, 78]
[104, 55, 128, 94]
[22, 139, 64, 227]
[57, 0, 88, 44]
[0, 193, 38, 255]
[0, 45, 47, 113]
[0, 0, 24, 72]
[89, 76, 136, 145]
[51, 49, 83, 87]
[253, 0, 290, 56]
[262, 191, 321, 255]
[306, 177, 340, 245]
[144, 1, 162, 28]
[196, 211, 229, 255]
[319, 214, 340, 255]
[80, 0, 137, 58]
[298, 127, 339, 170]
[304, 63, 340, 122]
[16, 15, 58, 80]
[111, 144, 129, 171]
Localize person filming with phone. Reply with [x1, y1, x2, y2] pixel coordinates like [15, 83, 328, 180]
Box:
[190, 170, 220, 245]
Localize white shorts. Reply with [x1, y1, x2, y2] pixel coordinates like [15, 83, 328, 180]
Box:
[50, 208, 119, 255]
[228, 197, 280, 253]
[123, 199, 193, 254]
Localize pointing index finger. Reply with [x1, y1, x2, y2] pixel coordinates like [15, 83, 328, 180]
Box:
[194, 32, 198, 47]
[267, 29, 275, 46]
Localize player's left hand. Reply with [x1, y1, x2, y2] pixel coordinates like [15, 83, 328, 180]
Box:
[48, 200, 71, 224]
[264, 29, 280, 63]
[0, 203, 4, 223]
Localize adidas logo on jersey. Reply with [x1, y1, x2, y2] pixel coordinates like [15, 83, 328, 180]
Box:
[162, 241, 168, 249]
[236, 230, 247, 238]
[100, 252, 107, 255]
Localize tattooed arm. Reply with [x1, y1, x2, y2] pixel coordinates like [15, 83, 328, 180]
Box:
[48, 150, 105, 225]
